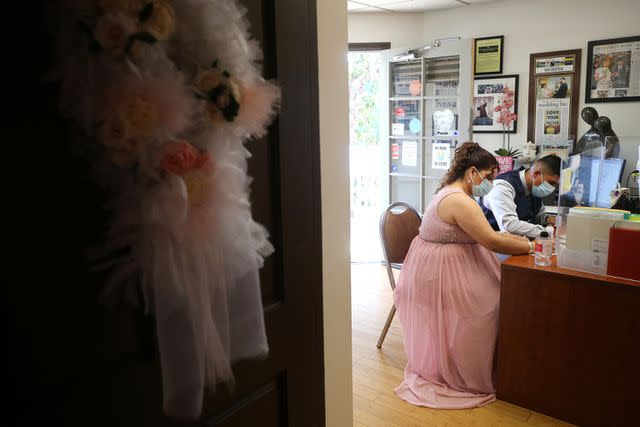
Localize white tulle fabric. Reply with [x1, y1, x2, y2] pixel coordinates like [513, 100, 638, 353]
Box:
[52, 0, 280, 419]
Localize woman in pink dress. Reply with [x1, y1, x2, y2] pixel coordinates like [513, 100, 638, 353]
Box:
[394, 142, 532, 409]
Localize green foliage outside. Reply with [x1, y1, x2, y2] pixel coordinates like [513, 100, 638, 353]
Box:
[349, 52, 382, 147]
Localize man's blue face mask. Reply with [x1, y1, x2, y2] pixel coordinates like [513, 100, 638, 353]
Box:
[532, 171, 556, 198]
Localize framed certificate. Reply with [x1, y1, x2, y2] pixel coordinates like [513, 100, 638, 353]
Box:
[474, 35, 504, 75]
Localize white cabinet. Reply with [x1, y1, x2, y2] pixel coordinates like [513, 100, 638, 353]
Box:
[382, 39, 472, 213]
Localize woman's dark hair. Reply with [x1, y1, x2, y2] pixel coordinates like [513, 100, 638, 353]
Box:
[437, 141, 498, 192]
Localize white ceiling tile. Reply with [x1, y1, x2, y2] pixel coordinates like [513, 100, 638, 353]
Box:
[348, 0, 503, 13]
[347, 1, 374, 11]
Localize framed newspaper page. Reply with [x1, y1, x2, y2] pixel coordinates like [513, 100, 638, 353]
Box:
[585, 35, 640, 103]
[527, 49, 581, 145]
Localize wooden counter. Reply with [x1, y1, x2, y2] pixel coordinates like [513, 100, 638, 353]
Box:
[496, 255, 640, 427]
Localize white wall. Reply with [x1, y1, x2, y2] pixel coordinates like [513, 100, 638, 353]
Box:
[349, 12, 425, 49]
[317, 1, 352, 426]
[348, 0, 640, 154]
[422, 0, 640, 152]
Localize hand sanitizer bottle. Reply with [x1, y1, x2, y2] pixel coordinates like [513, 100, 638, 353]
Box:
[535, 231, 553, 266]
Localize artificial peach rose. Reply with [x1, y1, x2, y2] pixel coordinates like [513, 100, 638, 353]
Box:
[94, 13, 136, 52]
[119, 95, 158, 138]
[193, 151, 214, 173]
[139, 1, 176, 41]
[161, 141, 201, 175]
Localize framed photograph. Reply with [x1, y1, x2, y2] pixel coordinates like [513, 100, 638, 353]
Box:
[585, 35, 640, 103]
[472, 74, 518, 133]
[474, 35, 504, 75]
[527, 49, 581, 145]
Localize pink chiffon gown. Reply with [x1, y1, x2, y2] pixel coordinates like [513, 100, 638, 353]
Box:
[393, 187, 501, 409]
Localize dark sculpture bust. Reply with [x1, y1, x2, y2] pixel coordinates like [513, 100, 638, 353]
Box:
[573, 107, 619, 157]
[594, 116, 619, 157]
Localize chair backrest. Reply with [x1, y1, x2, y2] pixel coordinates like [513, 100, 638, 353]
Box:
[379, 202, 422, 268]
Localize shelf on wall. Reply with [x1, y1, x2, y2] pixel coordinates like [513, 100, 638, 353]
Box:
[389, 135, 420, 139]
[389, 96, 422, 101]
[423, 135, 459, 141]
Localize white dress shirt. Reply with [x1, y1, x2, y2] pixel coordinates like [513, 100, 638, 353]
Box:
[482, 170, 549, 238]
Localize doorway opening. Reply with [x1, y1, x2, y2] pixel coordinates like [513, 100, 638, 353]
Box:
[348, 50, 384, 263]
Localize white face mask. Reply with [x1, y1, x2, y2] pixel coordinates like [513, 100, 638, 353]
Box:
[532, 171, 556, 198]
[471, 167, 493, 197]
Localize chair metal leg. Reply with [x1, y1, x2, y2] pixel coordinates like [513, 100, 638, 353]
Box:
[376, 305, 396, 349]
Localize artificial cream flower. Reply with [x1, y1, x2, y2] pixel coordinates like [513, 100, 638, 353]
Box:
[119, 95, 159, 138]
[139, 0, 176, 41]
[109, 138, 140, 167]
[100, 114, 140, 167]
[194, 69, 224, 93]
[94, 13, 136, 52]
[101, 114, 129, 147]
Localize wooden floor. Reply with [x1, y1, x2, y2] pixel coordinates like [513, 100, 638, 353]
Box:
[351, 263, 574, 427]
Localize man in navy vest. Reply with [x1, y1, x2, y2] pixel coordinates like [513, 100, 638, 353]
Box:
[481, 155, 561, 238]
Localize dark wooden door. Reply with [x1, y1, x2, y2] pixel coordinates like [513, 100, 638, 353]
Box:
[8, 1, 324, 426]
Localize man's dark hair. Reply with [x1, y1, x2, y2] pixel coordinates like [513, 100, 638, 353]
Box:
[536, 154, 561, 176]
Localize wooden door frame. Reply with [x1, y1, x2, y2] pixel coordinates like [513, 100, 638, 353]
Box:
[272, 0, 325, 424]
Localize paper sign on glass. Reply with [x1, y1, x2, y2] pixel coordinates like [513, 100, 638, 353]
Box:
[560, 168, 573, 195]
[391, 143, 400, 160]
[402, 140, 417, 167]
[432, 143, 450, 170]
[392, 123, 405, 136]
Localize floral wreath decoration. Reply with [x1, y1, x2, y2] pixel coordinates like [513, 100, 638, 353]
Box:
[52, 0, 281, 420]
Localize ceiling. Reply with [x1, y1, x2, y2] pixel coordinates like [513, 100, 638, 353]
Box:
[348, 0, 500, 13]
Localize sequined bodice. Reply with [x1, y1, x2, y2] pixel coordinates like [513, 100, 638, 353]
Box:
[418, 187, 477, 244]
